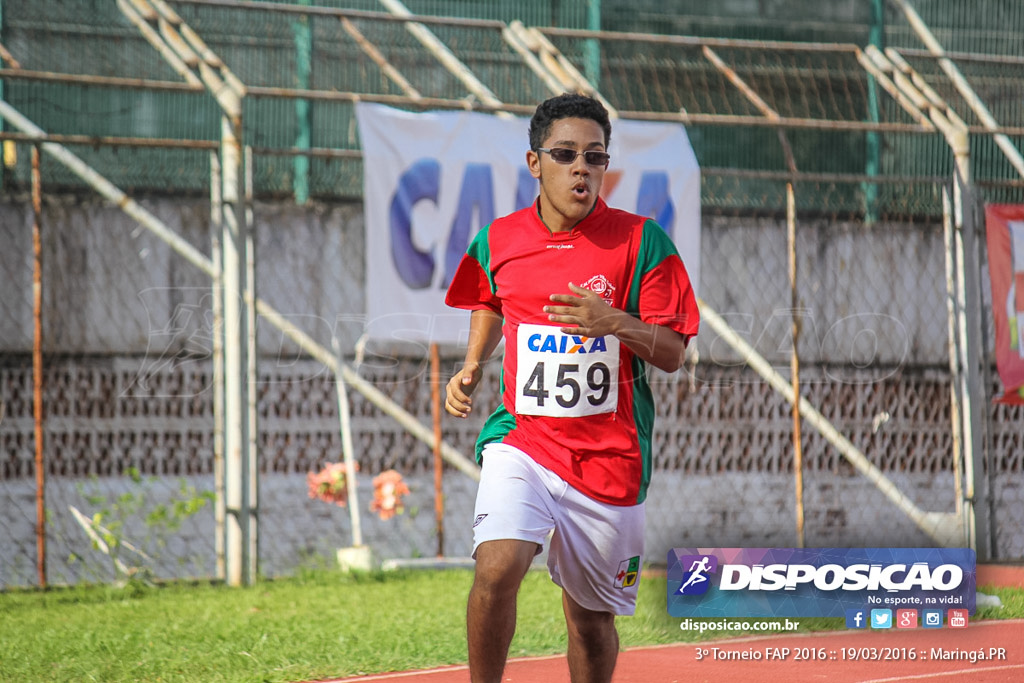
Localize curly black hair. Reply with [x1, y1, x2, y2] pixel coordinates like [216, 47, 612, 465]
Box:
[528, 93, 611, 151]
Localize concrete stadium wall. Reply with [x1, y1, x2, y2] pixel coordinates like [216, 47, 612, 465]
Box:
[1, 195, 1021, 587]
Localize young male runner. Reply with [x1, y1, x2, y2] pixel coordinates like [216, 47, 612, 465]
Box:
[444, 93, 700, 683]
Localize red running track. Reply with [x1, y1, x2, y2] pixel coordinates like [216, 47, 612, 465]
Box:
[318, 565, 1023, 683]
[325, 619, 1024, 683]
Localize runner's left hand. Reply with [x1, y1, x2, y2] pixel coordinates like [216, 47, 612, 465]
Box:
[544, 283, 622, 337]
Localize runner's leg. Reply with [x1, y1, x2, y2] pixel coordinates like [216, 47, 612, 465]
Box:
[467, 539, 539, 683]
[562, 589, 618, 683]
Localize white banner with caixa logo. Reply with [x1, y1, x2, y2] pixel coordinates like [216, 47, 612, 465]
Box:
[355, 102, 701, 346]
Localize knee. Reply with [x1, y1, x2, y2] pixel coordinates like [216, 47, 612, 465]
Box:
[568, 609, 615, 641]
[471, 541, 535, 601]
[564, 595, 617, 643]
[472, 562, 523, 603]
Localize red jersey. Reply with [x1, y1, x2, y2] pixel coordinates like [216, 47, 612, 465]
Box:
[446, 198, 699, 505]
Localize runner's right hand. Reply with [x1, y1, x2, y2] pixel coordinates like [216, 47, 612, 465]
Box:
[445, 362, 483, 418]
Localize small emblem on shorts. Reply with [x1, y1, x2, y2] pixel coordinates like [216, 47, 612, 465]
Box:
[614, 555, 640, 589]
[473, 514, 488, 528]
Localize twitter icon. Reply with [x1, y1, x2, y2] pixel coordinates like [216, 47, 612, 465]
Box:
[870, 609, 893, 629]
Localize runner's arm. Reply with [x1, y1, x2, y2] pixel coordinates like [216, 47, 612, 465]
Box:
[445, 309, 504, 417]
[546, 283, 687, 373]
[608, 309, 688, 374]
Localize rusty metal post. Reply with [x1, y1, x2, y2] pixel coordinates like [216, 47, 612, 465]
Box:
[31, 143, 47, 588]
[430, 343, 444, 558]
[787, 182, 805, 548]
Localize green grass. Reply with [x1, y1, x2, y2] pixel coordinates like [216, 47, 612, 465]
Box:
[0, 569, 1020, 682]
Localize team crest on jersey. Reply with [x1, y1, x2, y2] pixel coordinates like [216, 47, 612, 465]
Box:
[614, 555, 641, 589]
[582, 274, 616, 304]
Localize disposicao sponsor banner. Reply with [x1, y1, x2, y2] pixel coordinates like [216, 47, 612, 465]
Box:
[667, 547, 976, 618]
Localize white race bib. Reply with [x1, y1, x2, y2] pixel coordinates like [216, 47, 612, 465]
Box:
[514, 324, 619, 417]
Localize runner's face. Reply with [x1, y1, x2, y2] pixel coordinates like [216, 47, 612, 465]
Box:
[528, 117, 607, 233]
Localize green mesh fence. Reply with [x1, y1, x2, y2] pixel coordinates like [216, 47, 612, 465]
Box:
[604, 0, 1024, 55]
[1, 0, 1022, 206]
[3, 2, 1024, 584]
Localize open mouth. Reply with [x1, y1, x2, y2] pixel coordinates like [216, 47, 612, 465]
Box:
[572, 183, 590, 198]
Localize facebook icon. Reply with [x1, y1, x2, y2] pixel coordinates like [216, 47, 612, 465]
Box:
[845, 609, 867, 629]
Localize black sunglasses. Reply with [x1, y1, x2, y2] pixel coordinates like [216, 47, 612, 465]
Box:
[536, 147, 610, 166]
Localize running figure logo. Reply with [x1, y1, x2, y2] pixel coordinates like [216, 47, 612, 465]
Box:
[676, 554, 718, 595]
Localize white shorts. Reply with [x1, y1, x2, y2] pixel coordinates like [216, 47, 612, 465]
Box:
[472, 443, 645, 616]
